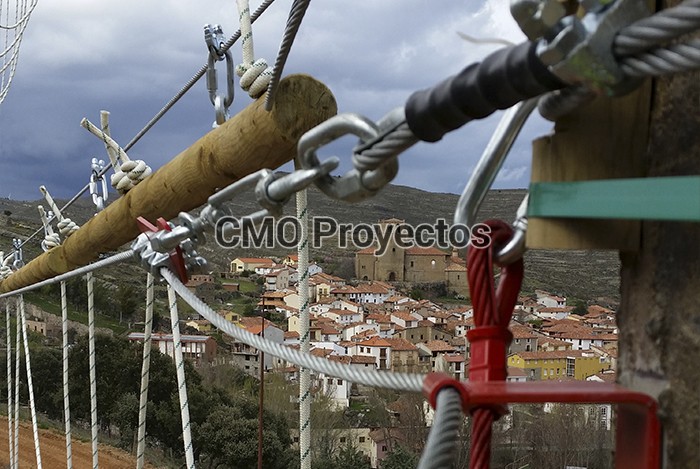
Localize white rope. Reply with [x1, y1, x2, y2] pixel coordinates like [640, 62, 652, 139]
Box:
[161, 269, 424, 392]
[12, 301, 19, 469]
[296, 188, 311, 469]
[136, 273, 155, 469]
[37, 205, 61, 251]
[166, 283, 196, 469]
[61, 281, 74, 469]
[39, 186, 80, 237]
[5, 302, 14, 469]
[236, 0, 272, 98]
[80, 117, 152, 194]
[87, 272, 99, 469]
[17, 295, 43, 469]
[0, 0, 38, 106]
[0, 251, 12, 279]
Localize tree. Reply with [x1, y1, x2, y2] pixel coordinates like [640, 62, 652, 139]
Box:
[380, 445, 418, 469]
[334, 443, 371, 469]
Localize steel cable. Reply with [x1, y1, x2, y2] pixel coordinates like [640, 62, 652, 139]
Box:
[417, 388, 462, 469]
[615, 0, 700, 57]
[264, 0, 311, 111]
[0, 250, 134, 299]
[621, 38, 700, 77]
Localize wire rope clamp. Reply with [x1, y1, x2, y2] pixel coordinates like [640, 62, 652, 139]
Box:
[297, 113, 398, 202]
[534, 0, 651, 95]
[133, 217, 189, 283]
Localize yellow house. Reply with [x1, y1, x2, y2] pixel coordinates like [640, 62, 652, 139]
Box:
[508, 350, 608, 381]
[217, 309, 240, 324]
[186, 319, 214, 333]
[230, 257, 274, 273]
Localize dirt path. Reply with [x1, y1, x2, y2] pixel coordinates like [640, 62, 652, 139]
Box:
[0, 417, 161, 468]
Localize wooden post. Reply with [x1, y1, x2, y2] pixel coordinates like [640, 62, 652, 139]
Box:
[0, 74, 337, 293]
[618, 1, 700, 464]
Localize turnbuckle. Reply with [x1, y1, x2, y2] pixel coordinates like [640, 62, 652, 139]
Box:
[297, 113, 400, 203]
[204, 24, 235, 127]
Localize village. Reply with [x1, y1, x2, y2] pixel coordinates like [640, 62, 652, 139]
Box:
[112, 219, 619, 468]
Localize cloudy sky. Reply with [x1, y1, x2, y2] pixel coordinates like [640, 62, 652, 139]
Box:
[0, 0, 555, 203]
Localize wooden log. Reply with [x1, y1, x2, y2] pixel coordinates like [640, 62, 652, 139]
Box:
[0, 74, 337, 293]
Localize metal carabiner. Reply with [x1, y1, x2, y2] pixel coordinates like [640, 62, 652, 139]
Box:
[297, 113, 399, 203]
[90, 158, 108, 212]
[205, 24, 235, 127]
[453, 98, 537, 264]
[11, 238, 23, 270]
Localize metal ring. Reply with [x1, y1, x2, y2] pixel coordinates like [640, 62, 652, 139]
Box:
[297, 113, 382, 202]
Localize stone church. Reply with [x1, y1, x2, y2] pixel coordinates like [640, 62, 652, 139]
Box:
[354, 219, 468, 294]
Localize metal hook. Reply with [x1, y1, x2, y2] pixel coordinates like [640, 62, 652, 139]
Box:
[453, 98, 537, 264]
[90, 158, 108, 212]
[205, 24, 235, 127]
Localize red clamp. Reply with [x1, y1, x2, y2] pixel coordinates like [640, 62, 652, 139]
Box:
[136, 216, 189, 283]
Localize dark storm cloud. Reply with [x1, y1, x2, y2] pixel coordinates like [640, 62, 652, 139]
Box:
[0, 1, 550, 204]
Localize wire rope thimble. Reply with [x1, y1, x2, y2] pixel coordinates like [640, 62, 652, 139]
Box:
[89, 158, 108, 212]
[297, 113, 398, 202]
[204, 24, 235, 128]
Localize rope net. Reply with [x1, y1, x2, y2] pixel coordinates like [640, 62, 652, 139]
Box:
[0, 0, 37, 106]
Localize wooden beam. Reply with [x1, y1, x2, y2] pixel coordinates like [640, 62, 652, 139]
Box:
[0, 74, 337, 293]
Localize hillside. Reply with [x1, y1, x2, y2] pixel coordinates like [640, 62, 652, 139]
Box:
[0, 182, 620, 302]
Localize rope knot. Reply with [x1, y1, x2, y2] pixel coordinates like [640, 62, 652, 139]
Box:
[236, 58, 272, 98]
[111, 159, 152, 194]
[57, 218, 80, 237]
[42, 233, 61, 251]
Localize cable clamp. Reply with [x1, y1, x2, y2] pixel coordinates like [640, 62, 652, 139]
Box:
[528, 0, 651, 95]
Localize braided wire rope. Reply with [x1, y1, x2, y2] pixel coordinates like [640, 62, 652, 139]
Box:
[615, 0, 700, 56]
[621, 38, 700, 77]
[296, 188, 312, 469]
[466, 221, 524, 469]
[9, 0, 277, 253]
[5, 303, 14, 469]
[264, 0, 311, 111]
[417, 388, 462, 469]
[17, 295, 43, 469]
[353, 120, 418, 172]
[136, 273, 155, 469]
[61, 281, 74, 469]
[166, 283, 196, 469]
[161, 268, 424, 392]
[86, 272, 99, 469]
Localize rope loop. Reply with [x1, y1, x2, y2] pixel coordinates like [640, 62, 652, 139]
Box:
[236, 57, 272, 98]
[466, 219, 524, 469]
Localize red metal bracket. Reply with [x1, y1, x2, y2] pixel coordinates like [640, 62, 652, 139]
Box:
[136, 216, 189, 283]
[423, 373, 661, 469]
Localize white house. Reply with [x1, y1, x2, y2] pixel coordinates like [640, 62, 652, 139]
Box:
[323, 308, 363, 325]
[353, 337, 392, 370]
[535, 289, 567, 308]
[343, 322, 380, 341]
